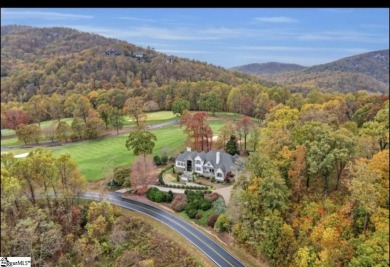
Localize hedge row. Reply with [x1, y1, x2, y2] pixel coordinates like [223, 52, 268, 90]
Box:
[158, 164, 174, 185]
[165, 184, 209, 190]
[146, 187, 173, 203]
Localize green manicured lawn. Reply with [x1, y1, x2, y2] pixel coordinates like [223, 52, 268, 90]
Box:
[123, 111, 176, 126]
[209, 121, 226, 133]
[1, 129, 15, 137]
[1, 111, 234, 182]
[38, 117, 74, 128]
[145, 111, 176, 121]
[48, 125, 187, 181]
[1, 137, 23, 146]
[212, 112, 244, 120]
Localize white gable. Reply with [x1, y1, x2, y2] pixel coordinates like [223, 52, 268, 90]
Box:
[194, 155, 203, 165]
[204, 161, 213, 167]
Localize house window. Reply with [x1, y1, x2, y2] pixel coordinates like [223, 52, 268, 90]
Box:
[196, 167, 201, 171]
[210, 169, 214, 173]
[196, 160, 201, 164]
[217, 173, 222, 177]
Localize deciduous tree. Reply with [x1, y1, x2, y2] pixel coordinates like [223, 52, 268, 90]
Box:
[124, 96, 146, 129]
[56, 121, 72, 143]
[184, 112, 213, 151]
[130, 155, 157, 194]
[236, 116, 253, 153]
[71, 117, 85, 140]
[64, 94, 92, 123]
[347, 159, 380, 233]
[5, 107, 29, 130]
[109, 107, 125, 134]
[171, 99, 190, 116]
[97, 103, 113, 129]
[125, 129, 157, 158]
[84, 117, 105, 139]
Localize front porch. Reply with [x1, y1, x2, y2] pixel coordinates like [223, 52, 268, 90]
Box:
[180, 171, 193, 182]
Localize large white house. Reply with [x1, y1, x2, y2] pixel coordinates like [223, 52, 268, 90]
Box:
[175, 148, 239, 182]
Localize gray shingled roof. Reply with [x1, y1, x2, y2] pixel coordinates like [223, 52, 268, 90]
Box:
[176, 149, 237, 173]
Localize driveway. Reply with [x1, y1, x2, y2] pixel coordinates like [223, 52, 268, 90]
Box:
[214, 185, 233, 205]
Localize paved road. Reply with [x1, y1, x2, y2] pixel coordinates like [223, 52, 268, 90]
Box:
[80, 191, 246, 267]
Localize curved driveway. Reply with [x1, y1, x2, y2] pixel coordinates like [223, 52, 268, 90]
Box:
[80, 191, 246, 267]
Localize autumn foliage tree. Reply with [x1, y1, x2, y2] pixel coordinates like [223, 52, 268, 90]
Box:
[130, 155, 157, 194]
[216, 122, 235, 149]
[235, 116, 253, 154]
[124, 96, 146, 129]
[15, 124, 42, 144]
[183, 112, 213, 151]
[4, 107, 29, 130]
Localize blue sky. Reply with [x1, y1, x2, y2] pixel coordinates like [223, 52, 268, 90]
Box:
[1, 8, 389, 68]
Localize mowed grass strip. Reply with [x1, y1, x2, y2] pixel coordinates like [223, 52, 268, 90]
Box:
[123, 111, 176, 126]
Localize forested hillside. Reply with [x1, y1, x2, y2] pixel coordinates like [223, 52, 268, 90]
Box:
[227, 95, 389, 266]
[1, 25, 267, 103]
[232, 49, 389, 94]
[0, 150, 201, 266]
[231, 62, 306, 75]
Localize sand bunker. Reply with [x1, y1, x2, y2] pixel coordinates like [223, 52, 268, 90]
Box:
[14, 153, 29, 158]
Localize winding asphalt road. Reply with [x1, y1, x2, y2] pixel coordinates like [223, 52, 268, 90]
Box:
[79, 191, 246, 267]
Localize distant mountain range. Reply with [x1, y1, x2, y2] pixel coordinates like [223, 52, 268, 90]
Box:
[1, 25, 388, 101]
[231, 62, 306, 76]
[231, 49, 389, 94]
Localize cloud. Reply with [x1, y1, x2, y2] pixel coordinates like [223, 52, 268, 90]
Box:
[254, 16, 298, 23]
[75, 25, 263, 41]
[117, 16, 156, 22]
[157, 49, 211, 54]
[298, 31, 388, 43]
[2, 10, 93, 20]
[233, 46, 369, 54]
[127, 26, 218, 40]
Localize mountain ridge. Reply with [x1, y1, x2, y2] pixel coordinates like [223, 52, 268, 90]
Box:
[231, 49, 389, 94]
[231, 62, 307, 75]
[1, 25, 269, 102]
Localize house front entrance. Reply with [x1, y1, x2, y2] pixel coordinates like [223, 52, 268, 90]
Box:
[186, 160, 192, 172]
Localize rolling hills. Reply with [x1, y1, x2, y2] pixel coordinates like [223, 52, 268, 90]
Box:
[1, 25, 267, 102]
[231, 62, 306, 76]
[2, 25, 388, 102]
[232, 49, 389, 94]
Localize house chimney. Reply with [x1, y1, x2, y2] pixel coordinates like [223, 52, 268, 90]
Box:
[216, 151, 220, 164]
[187, 147, 191, 152]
